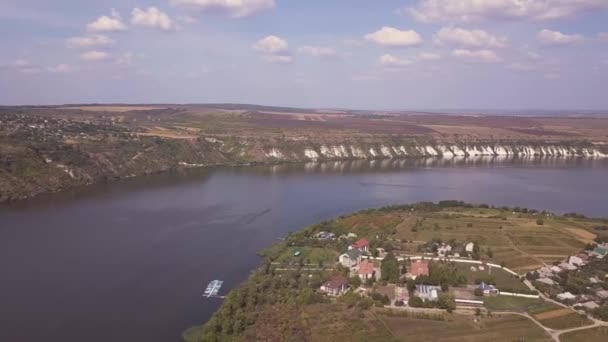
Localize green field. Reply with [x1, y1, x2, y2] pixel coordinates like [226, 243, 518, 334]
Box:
[483, 296, 558, 313]
[274, 247, 339, 265]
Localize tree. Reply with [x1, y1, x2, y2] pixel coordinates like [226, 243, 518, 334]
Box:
[394, 299, 405, 307]
[381, 252, 400, 283]
[349, 276, 362, 289]
[474, 288, 484, 297]
[475, 308, 482, 316]
[536, 218, 544, 226]
[486, 248, 494, 258]
[408, 296, 424, 308]
[472, 242, 480, 260]
[437, 293, 456, 312]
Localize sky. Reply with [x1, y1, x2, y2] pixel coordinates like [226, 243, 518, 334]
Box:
[1, 0, 608, 110]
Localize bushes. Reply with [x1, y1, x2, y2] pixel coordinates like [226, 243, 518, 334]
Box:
[408, 296, 424, 308]
[536, 218, 544, 226]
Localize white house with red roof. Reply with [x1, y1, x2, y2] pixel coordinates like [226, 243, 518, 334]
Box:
[349, 238, 369, 253]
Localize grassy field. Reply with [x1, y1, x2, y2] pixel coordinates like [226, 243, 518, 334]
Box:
[454, 263, 529, 291]
[530, 307, 593, 330]
[483, 296, 558, 313]
[379, 312, 551, 341]
[560, 326, 608, 342]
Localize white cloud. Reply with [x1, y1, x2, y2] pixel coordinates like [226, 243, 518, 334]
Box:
[11, 59, 31, 68]
[379, 54, 413, 68]
[452, 49, 501, 62]
[263, 55, 292, 64]
[169, 0, 275, 18]
[131, 7, 174, 31]
[417, 52, 442, 61]
[47, 64, 75, 73]
[406, 0, 608, 22]
[253, 35, 289, 54]
[81, 50, 109, 61]
[433, 27, 507, 48]
[537, 29, 585, 46]
[364, 27, 423, 48]
[297, 46, 336, 57]
[66, 35, 114, 48]
[87, 9, 127, 32]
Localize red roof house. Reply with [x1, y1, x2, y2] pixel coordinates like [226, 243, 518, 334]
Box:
[320, 275, 349, 296]
[410, 260, 429, 278]
[358, 260, 375, 280]
[351, 238, 369, 252]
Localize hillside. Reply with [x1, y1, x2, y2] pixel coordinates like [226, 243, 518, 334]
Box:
[184, 202, 608, 342]
[2, 105, 608, 202]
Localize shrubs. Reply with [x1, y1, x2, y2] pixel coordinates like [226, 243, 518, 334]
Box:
[408, 296, 424, 308]
[536, 218, 544, 226]
[474, 288, 484, 297]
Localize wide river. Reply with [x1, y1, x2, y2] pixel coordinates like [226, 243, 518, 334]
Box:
[1, 157, 608, 342]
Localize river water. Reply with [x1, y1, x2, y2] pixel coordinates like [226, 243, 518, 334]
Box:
[1, 157, 607, 341]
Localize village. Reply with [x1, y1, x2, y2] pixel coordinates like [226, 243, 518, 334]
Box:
[315, 230, 608, 325]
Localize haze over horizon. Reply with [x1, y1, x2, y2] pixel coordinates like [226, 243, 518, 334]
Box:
[2, 0, 608, 110]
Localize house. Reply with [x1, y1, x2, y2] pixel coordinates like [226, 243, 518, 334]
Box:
[358, 260, 376, 281]
[437, 244, 452, 257]
[568, 255, 584, 266]
[559, 262, 577, 271]
[410, 260, 429, 279]
[316, 231, 336, 240]
[576, 301, 600, 310]
[550, 266, 563, 273]
[589, 277, 599, 284]
[590, 246, 608, 258]
[416, 285, 441, 301]
[465, 242, 475, 253]
[537, 278, 555, 285]
[320, 276, 349, 296]
[350, 238, 369, 253]
[557, 292, 576, 301]
[537, 267, 553, 278]
[479, 282, 499, 295]
[339, 249, 362, 268]
[576, 253, 590, 263]
[596, 290, 608, 299]
[347, 233, 358, 239]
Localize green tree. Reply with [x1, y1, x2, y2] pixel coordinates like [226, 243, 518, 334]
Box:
[349, 276, 362, 289]
[408, 296, 424, 308]
[381, 252, 400, 283]
[536, 218, 544, 226]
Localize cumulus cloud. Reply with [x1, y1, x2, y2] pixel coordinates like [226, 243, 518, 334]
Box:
[66, 35, 114, 48]
[8, 59, 41, 74]
[254, 35, 288, 54]
[379, 54, 413, 68]
[365, 27, 423, 48]
[169, 0, 275, 18]
[452, 49, 501, 62]
[131, 7, 174, 31]
[297, 46, 336, 58]
[81, 50, 109, 61]
[433, 27, 507, 48]
[537, 29, 585, 46]
[417, 52, 442, 61]
[87, 9, 127, 32]
[406, 0, 608, 23]
[253, 36, 291, 64]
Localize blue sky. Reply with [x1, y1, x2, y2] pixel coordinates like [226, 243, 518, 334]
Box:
[1, 0, 608, 110]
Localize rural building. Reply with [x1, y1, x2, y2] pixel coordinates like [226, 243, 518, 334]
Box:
[568, 255, 584, 266]
[576, 301, 600, 310]
[350, 238, 369, 253]
[590, 246, 608, 258]
[596, 290, 608, 299]
[339, 249, 362, 268]
[537, 267, 553, 278]
[479, 282, 499, 295]
[320, 276, 349, 296]
[437, 244, 452, 256]
[465, 242, 475, 253]
[416, 285, 441, 301]
[537, 278, 555, 285]
[358, 260, 376, 280]
[559, 262, 577, 271]
[410, 260, 429, 279]
[550, 266, 562, 273]
[557, 292, 576, 301]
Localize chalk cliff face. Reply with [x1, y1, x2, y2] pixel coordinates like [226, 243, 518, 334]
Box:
[2, 135, 607, 203]
[262, 142, 608, 161]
